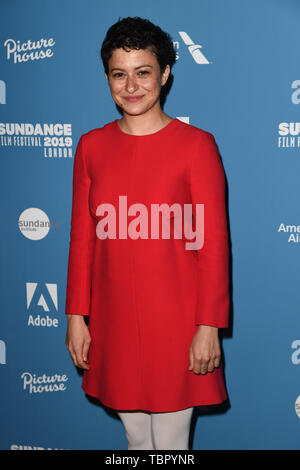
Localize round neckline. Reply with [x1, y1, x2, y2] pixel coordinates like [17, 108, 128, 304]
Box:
[114, 117, 178, 137]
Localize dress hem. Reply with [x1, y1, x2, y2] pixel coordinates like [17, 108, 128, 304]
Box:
[81, 383, 228, 413]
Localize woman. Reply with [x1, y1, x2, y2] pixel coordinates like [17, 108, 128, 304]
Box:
[65, 16, 230, 450]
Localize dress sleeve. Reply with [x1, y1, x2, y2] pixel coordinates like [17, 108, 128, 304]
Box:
[65, 135, 96, 316]
[190, 132, 229, 328]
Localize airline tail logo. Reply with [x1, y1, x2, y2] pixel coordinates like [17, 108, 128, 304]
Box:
[178, 32, 209, 64]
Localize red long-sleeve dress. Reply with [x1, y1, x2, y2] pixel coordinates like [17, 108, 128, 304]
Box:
[65, 117, 230, 412]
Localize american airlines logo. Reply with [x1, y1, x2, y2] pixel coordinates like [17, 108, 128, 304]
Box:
[178, 32, 210, 64]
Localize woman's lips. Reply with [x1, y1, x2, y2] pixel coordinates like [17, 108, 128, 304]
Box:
[124, 95, 144, 102]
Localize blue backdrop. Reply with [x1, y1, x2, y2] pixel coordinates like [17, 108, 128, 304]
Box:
[1, 0, 299, 450]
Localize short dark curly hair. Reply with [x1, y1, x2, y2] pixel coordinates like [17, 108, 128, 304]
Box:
[100, 16, 177, 78]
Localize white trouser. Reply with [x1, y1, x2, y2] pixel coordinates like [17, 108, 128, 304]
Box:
[117, 407, 194, 450]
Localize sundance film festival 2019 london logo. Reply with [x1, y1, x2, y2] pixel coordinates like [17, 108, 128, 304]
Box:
[278, 80, 300, 148]
[0, 122, 73, 158]
[95, 195, 204, 250]
[11, 444, 67, 450]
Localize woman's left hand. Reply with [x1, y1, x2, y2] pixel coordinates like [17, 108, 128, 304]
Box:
[188, 325, 221, 375]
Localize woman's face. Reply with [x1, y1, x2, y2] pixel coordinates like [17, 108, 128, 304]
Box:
[105, 47, 170, 116]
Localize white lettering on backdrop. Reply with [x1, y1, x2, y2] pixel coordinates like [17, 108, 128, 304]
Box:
[20, 372, 68, 394]
[3, 37, 55, 63]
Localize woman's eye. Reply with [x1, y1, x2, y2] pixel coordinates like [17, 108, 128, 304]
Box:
[112, 70, 149, 79]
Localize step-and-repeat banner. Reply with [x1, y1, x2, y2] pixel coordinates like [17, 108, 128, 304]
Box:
[1, 0, 299, 450]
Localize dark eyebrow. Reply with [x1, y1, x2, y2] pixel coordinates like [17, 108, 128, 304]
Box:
[110, 64, 153, 72]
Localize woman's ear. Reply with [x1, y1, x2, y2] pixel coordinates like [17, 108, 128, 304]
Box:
[161, 64, 170, 86]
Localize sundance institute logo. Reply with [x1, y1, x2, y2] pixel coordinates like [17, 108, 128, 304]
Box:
[95, 195, 204, 250]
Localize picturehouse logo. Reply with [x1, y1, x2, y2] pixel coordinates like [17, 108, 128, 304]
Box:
[3, 37, 55, 63]
[20, 371, 68, 394]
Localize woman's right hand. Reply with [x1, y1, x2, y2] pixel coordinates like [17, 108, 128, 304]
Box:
[65, 314, 91, 370]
